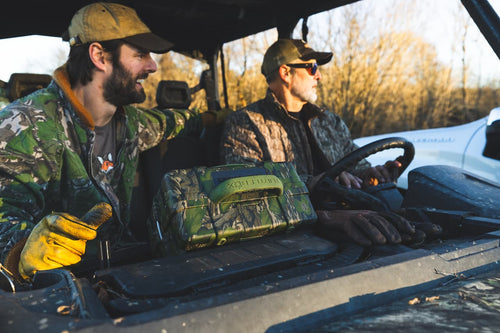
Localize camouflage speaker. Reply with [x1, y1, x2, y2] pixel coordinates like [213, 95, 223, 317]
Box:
[149, 162, 317, 256]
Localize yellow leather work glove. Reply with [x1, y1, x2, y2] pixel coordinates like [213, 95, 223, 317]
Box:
[18, 203, 112, 280]
[202, 108, 234, 127]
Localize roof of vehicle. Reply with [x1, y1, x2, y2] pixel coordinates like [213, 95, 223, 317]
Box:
[4, 1, 499, 62]
[3, 0, 359, 58]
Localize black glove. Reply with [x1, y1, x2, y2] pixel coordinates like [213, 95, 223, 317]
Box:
[317, 209, 416, 247]
[378, 211, 442, 247]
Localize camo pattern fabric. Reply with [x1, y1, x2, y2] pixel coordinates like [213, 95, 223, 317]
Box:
[220, 89, 370, 186]
[0, 69, 203, 263]
[149, 161, 317, 256]
[0, 86, 8, 109]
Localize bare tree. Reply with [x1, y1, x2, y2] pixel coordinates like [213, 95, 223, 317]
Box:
[136, 0, 499, 137]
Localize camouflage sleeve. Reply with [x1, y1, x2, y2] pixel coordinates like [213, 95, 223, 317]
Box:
[326, 111, 371, 174]
[341, 128, 371, 175]
[220, 110, 264, 164]
[0, 177, 39, 263]
[0, 105, 56, 262]
[135, 107, 204, 152]
[162, 108, 204, 140]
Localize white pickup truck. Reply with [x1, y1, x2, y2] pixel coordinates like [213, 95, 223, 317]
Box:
[354, 107, 500, 189]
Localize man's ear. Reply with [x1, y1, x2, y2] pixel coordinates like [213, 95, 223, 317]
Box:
[88, 42, 108, 71]
[278, 65, 291, 84]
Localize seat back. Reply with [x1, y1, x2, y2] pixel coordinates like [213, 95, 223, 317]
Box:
[155, 80, 192, 109]
[131, 80, 204, 238]
[7, 73, 52, 101]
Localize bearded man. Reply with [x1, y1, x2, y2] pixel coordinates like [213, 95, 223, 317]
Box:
[0, 3, 216, 281]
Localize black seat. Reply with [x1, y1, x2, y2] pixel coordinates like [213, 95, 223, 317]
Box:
[130, 80, 206, 240]
[155, 80, 192, 109]
[7, 73, 52, 101]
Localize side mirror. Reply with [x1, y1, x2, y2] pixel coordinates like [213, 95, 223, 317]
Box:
[483, 107, 500, 160]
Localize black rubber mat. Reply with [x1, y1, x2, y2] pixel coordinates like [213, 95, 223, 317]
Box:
[94, 232, 338, 297]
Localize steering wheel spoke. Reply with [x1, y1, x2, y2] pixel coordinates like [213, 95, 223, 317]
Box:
[311, 137, 415, 212]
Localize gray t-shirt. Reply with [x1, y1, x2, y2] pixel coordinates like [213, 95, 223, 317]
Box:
[93, 119, 116, 178]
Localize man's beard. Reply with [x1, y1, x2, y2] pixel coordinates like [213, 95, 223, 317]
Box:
[291, 84, 318, 104]
[103, 61, 147, 106]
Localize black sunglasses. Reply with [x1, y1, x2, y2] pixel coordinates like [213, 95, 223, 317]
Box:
[286, 62, 318, 75]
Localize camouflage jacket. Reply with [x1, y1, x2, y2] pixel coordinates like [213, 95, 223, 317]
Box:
[221, 89, 370, 185]
[0, 66, 203, 263]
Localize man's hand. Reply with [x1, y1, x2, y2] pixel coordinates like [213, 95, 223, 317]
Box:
[18, 203, 112, 280]
[336, 171, 363, 189]
[317, 209, 415, 246]
[308, 171, 363, 192]
[361, 159, 402, 186]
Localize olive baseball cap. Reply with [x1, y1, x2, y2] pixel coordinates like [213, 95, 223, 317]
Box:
[261, 39, 333, 77]
[65, 2, 173, 53]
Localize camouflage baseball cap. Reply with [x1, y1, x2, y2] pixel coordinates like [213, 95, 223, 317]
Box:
[65, 2, 173, 53]
[261, 39, 333, 77]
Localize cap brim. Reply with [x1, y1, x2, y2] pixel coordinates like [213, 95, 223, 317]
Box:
[301, 51, 333, 65]
[123, 33, 173, 54]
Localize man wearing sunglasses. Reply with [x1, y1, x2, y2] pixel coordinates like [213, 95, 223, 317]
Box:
[220, 39, 432, 247]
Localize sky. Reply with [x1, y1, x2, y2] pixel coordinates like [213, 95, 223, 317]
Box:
[0, 35, 69, 82]
[0, 0, 499, 84]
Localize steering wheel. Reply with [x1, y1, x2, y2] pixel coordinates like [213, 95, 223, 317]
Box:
[311, 137, 415, 211]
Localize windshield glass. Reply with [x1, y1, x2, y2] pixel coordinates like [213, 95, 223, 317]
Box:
[220, 0, 500, 137]
[1, 0, 499, 137]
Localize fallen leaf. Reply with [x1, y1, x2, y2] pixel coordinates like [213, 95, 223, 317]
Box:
[57, 305, 71, 315]
[408, 297, 421, 305]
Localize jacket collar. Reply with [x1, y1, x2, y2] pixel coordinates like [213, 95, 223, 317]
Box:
[53, 65, 95, 130]
[265, 89, 323, 122]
